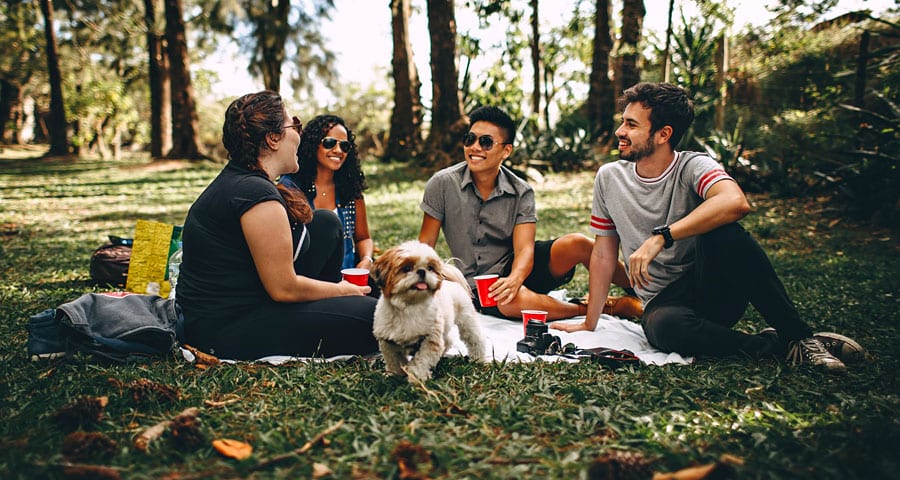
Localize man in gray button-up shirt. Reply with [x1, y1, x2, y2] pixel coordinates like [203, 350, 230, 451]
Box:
[419, 106, 631, 321]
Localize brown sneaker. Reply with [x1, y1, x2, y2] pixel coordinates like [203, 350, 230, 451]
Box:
[602, 296, 644, 319]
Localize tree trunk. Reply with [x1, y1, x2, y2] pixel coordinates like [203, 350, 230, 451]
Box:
[384, 0, 423, 163]
[145, 0, 172, 159]
[714, 33, 727, 131]
[423, 0, 466, 169]
[0, 79, 24, 144]
[164, 0, 204, 159]
[618, 0, 645, 93]
[662, 0, 674, 82]
[529, 0, 541, 124]
[586, 0, 614, 144]
[39, 0, 69, 156]
[255, 0, 290, 92]
[854, 30, 870, 108]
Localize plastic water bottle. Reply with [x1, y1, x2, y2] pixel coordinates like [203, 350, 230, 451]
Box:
[168, 241, 183, 299]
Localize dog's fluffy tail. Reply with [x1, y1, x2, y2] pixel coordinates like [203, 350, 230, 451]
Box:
[441, 261, 472, 296]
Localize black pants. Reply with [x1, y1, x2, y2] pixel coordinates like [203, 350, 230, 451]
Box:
[641, 223, 812, 358]
[196, 210, 377, 360]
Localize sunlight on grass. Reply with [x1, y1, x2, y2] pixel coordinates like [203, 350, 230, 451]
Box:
[1, 150, 897, 478]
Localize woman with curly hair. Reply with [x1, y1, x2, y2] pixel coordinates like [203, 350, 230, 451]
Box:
[176, 91, 378, 360]
[281, 114, 374, 272]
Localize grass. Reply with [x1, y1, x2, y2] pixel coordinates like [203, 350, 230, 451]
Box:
[0, 147, 898, 479]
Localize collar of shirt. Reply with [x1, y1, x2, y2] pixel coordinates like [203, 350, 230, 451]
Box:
[459, 165, 517, 200]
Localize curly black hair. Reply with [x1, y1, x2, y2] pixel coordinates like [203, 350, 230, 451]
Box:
[286, 114, 367, 204]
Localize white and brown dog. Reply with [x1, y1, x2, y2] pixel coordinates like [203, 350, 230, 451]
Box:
[371, 241, 486, 382]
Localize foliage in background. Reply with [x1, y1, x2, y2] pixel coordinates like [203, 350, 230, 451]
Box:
[730, 13, 899, 224]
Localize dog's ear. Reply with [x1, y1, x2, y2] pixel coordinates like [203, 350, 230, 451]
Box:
[371, 252, 390, 289]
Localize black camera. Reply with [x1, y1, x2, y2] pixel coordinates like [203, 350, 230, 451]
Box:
[517, 319, 565, 356]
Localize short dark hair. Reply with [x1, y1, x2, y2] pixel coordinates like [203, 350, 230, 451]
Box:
[468, 105, 516, 145]
[619, 82, 694, 148]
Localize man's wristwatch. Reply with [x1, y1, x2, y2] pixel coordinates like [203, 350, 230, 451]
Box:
[652, 225, 674, 249]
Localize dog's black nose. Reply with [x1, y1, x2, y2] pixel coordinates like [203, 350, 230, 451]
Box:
[416, 269, 426, 279]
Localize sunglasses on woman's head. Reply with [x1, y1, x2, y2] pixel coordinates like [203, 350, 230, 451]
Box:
[462, 132, 507, 151]
[321, 137, 351, 151]
[284, 116, 303, 133]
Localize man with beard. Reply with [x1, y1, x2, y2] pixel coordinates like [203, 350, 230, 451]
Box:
[552, 82, 864, 373]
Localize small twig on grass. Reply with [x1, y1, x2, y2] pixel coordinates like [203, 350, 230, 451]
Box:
[252, 420, 345, 471]
[134, 407, 200, 452]
[485, 456, 543, 465]
[204, 395, 241, 408]
[401, 366, 440, 400]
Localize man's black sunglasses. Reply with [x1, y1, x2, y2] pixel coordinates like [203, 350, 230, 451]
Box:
[321, 137, 352, 151]
[462, 132, 508, 151]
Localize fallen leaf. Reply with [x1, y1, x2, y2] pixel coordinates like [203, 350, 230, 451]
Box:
[312, 462, 333, 479]
[212, 438, 253, 460]
[653, 460, 737, 480]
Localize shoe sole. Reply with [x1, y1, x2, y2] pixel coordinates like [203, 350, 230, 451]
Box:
[30, 351, 66, 362]
[813, 332, 866, 363]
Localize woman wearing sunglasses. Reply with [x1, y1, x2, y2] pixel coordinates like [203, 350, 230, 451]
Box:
[281, 115, 375, 275]
[176, 92, 378, 360]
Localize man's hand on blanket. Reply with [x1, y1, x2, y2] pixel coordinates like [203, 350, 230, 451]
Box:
[550, 321, 593, 333]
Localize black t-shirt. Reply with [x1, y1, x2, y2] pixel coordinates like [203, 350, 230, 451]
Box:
[177, 163, 300, 335]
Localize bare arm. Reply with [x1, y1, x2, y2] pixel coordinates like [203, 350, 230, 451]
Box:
[418, 213, 442, 247]
[491, 222, 536, 306]
[552, 235, 619, 332]
[241, 201, 369, 302]
[353, 197, 375, 269]
[629, 179, 750, 289]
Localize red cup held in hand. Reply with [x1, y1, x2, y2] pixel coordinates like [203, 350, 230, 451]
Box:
[341, 268, 370, 286]
[474, 274, 499, 307]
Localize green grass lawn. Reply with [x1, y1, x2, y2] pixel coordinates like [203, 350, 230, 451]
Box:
[1, 149, 897, 479]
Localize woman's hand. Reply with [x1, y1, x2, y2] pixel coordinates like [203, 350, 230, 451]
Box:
[356, 255, 374, 270]
[339, 280, 371, 296]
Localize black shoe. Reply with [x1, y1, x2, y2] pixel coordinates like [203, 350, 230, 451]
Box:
[786, 337, 847, 373]
[813, 332, 866, 363]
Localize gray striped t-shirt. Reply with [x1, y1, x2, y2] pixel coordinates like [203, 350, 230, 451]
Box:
[590, 151, 734, 303]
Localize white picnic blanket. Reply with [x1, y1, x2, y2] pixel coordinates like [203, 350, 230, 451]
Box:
[181, 312, 692, 366]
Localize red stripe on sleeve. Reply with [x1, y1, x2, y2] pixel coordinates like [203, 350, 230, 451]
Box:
[590, 215, 615, 230]
[697, 169, 731, 196]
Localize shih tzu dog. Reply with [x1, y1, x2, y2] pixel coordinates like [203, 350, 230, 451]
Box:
[371, 241, 486, 383]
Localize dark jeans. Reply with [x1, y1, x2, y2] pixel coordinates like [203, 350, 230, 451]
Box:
[641, 223, 812, 358]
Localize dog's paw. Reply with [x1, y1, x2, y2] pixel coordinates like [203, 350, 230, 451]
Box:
[405, 366, 433, 384]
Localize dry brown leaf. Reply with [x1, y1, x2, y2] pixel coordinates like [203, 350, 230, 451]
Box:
[212, 438, 253, 460]
[182, 344, 220, 366]
[53, 396, 109, 429]
[653, 460, 736, 480]
[312, 462, 333, 479]
[652, 463, 716, 480]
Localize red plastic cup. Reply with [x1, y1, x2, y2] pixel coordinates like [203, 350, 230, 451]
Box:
[521, 309, 548, 335]
[474, 274, 499, 307]
[341, 268, 370, 286]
